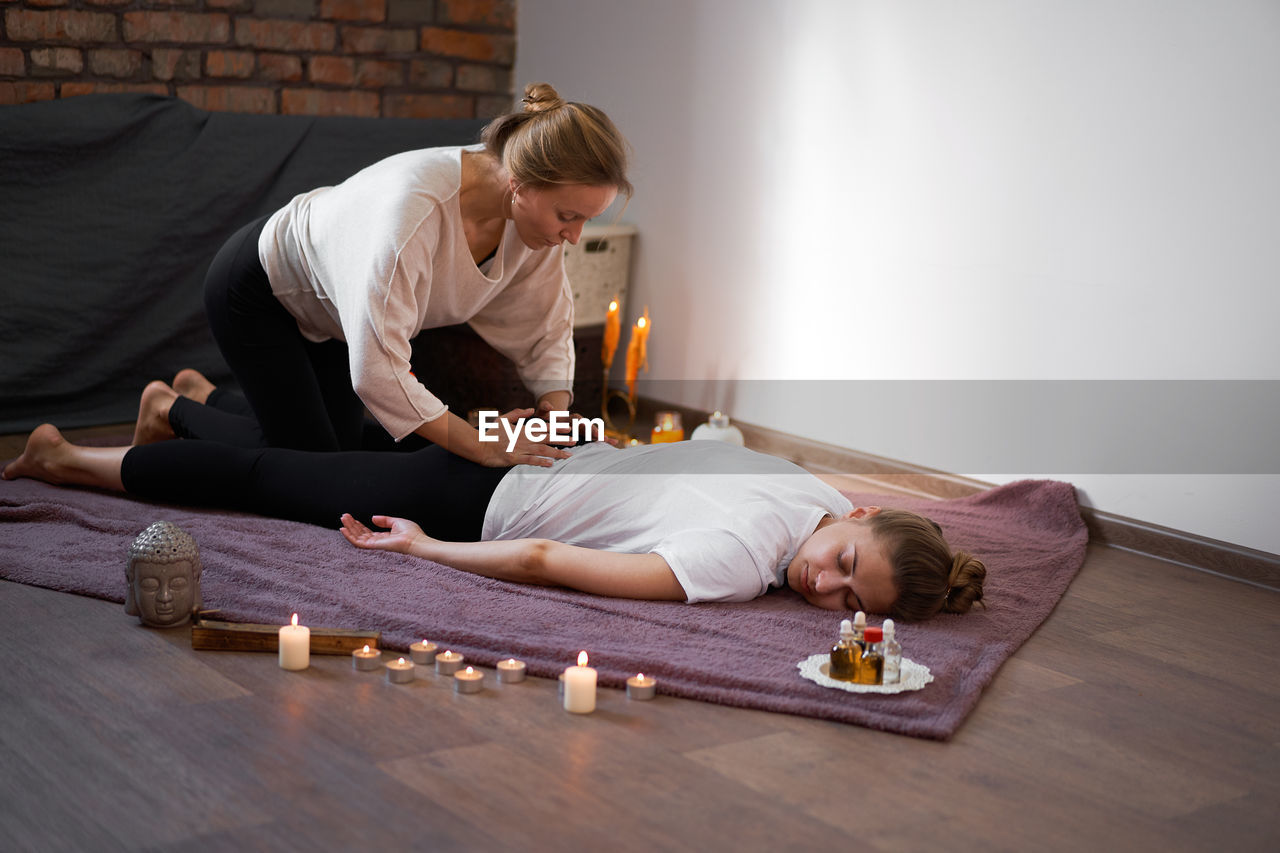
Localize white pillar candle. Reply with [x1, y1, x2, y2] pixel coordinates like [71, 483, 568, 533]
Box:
[278, 613, 309, 671]
[352, 644, 381, 671]
[496, 658, 527, 683]
[435, 650, 464, 676]
[409, 640, 438, 665]
[626, 673, 657, 700]
[562, 651, 597, 714]
[453, 666, 485, 694]
[385, 657, 415, 684]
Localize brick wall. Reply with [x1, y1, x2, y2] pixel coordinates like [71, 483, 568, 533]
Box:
[0, 0, 515, 117]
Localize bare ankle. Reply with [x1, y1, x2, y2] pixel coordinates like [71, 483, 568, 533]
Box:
[133, 381, 178, 446]
[173, 368, 215, 405]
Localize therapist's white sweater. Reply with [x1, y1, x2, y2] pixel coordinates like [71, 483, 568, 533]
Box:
[258, 145, 575, 441]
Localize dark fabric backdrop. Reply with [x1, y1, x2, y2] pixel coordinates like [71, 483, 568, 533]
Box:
[0, 94, 488, 433]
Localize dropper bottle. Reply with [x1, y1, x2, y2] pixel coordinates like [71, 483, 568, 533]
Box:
[857, 626, 884, 685]
[828, 618, 860, 682]
[851, 610, 868, 654]
[882, 619, 902, 684]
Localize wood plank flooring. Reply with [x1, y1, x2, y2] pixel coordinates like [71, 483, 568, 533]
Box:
[2, 426, 1279, 851]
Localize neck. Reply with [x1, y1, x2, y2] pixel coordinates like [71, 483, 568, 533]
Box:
[460, 150, 511, 224]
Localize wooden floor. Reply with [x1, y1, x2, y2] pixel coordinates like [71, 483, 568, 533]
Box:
[2, 427, 1279, 851]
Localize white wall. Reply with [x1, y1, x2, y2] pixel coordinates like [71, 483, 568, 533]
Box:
[518, 0, 1280, 554]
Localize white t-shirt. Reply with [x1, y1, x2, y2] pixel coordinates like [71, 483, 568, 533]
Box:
[481, 442, 853, 603]
[258, 145, 575, 441]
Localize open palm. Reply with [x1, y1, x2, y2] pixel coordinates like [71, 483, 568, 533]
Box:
[339, 513, 426, 553]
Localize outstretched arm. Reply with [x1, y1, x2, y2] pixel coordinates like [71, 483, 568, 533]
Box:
[339, 514, 687, 602]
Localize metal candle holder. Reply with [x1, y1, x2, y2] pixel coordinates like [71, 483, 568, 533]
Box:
[600, 368, 638, 442]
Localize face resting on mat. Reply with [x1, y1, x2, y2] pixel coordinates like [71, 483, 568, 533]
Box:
[786, 506, 898, 613]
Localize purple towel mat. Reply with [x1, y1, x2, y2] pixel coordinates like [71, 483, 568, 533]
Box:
[0, 474, 1086, 739]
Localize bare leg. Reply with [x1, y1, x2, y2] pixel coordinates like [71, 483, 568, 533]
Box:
[1, 424, 127, 491]
[172, 368, 216, 404]
[132, 381, 179, 446]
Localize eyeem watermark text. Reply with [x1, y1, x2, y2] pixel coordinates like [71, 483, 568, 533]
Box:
[477, 411, 605, 452]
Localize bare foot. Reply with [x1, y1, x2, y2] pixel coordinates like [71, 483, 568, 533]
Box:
[2, 423, 128, 491]
[2, 424, 71, 483]
[133, 380, 179, 446]
[172, 368, 216, 404]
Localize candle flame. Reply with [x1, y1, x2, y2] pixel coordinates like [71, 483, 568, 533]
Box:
[397, 657, 406, 665]
[290, 613, 298, 627]
[578, 651, 589, 666]
[637, 316, 646, 329]
[465, 666, 474, 674]
[422, 639, 428, 645]
[362, 644, 370, 653]
[637, 673, 645, 680]
[609, 299, 618, 312]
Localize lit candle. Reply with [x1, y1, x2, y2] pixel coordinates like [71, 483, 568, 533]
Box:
[453, 665, 485, 694]
[496, 658, 527, 683]
[602, 297, 621, 370]
[623, 309, 650, 402]
[351, 644, 381, 671]
[626, 673, 657, 700]
[278, 612, 309, 671]
[562, 650, 597, 714]
[650, 410, 684, 443]
[409, 639, 438, 665]
[385, 656, 415, 684]
[435, 650, 464, 676]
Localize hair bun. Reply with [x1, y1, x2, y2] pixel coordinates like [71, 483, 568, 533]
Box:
[943, 552, 987, 614]
[521, 82, 565, 113]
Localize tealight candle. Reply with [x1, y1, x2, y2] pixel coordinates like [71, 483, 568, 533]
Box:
[352, 644, 381, 671]
[453, 666, 485, 694]
[278, 613, 309, 671]
[409, 640, 438, 665]
[435, 650, 464, 676]
[496, 658, 527, 683]
[562, 651, 597, 714]
[385, 656, 415, 684]
[626, 673, 657, 700]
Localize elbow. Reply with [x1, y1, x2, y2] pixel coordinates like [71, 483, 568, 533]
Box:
[350, 375, 376, 405]
[519, 540, 554, 585]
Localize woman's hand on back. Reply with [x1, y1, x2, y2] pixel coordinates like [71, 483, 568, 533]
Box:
[340, 513, 426, 554]
[476, 407, 573, 469]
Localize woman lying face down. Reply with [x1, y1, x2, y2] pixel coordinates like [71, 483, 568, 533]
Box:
[5, 414, 984, 621]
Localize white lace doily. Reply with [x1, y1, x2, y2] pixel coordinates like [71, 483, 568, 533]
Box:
[797, 653, 933, 694]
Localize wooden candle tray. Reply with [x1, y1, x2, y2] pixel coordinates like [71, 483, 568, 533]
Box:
[191, 617, 381, 655]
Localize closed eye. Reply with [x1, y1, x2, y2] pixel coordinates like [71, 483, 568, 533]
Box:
[845, 548, 865, 612]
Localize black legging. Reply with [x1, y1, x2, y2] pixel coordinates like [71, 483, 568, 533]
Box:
[172, 382, 428, 454]
[177, 216, 365, 451]
[120, 441, 510, 541]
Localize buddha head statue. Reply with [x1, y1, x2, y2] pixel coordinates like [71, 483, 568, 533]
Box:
[125, 521, 202, 628]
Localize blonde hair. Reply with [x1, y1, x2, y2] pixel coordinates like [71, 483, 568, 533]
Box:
[482, 82, 632, 196]
[868, 509, 986, 622]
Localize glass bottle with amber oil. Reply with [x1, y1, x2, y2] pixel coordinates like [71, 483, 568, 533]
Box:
[857, 626, 884, 684]
[881, 619, 902, 684]
[828, 618, 860, 682]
